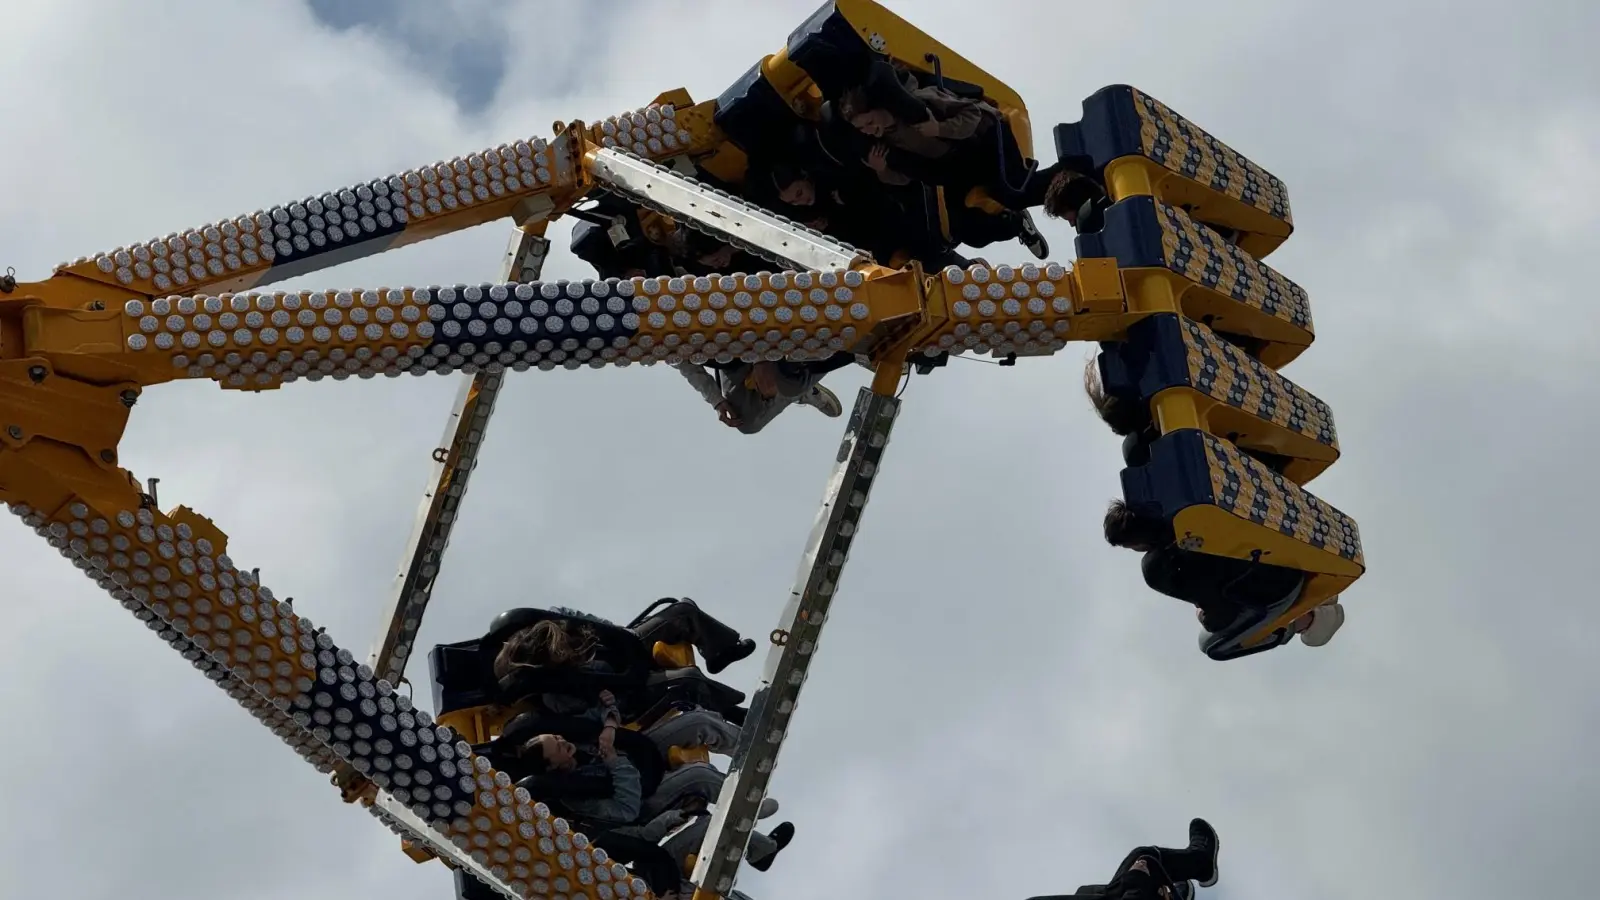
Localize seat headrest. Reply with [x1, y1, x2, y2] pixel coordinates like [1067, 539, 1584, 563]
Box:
[571, 219, 610, 254]
[485, 607, 555, 648]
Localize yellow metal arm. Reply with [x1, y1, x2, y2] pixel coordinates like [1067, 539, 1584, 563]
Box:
[8, 444, 652, 900]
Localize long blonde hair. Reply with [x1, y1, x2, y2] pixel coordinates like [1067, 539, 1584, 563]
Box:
[493, 619, 598, 681]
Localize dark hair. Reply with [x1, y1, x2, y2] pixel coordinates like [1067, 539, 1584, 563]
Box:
[1043, 170, 1105, 223]
[837, 86, 876, 122]
[517, 735, 554, 774]
[769, 162, 810, 191]
[1102, 499, 1176, 550]
[1217, 330, 1269, 358]
[1083, 357, 1152, 436]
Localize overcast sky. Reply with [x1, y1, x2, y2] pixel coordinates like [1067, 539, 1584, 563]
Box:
[0, 1, 1595, 899]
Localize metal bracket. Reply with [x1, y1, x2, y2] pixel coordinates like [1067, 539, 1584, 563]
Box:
[584, 147, 870, 272]
[689, 388, 900, 897]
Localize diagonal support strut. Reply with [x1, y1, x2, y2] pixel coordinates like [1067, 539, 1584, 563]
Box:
[366, 228, 550, 687]
[689, 387, 900, 898]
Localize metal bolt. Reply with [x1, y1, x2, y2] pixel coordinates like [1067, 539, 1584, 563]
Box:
[100, 449, 116, 463]
[119, 390, 139, 407]
[5, 425, 21, 440]
[26, 366, 45, 383]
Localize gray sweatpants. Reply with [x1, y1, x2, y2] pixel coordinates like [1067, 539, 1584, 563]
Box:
[641, 762, 728, 821]
[644, 709, 741, 756]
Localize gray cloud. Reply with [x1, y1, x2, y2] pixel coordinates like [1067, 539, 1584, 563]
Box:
[0, 0, 1594, 899]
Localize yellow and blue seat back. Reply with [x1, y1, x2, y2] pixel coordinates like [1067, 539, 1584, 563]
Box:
[1077, 195, 1313, 368]
[1057, 84, 1292, 260]
[1097, 314, 1339, 486]
[1064, 87, 1365, 649]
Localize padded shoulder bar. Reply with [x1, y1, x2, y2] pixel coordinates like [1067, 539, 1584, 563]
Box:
[1078, 195, 1313, 367]
[714, 61, 809, 167]
[1100, 313, 1339, 484]
[1055, 84, 1292, 258]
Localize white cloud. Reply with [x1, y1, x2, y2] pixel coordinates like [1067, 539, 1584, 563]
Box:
[0, 1, 1597, 899]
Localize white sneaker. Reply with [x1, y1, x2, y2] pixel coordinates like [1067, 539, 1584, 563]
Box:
[1299, 600, 1345, 647]
[797, 385, 843, 418]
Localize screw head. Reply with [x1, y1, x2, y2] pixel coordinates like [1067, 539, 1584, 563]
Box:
[5, 425, 22, 440]
[26, 366, 45, 383]
[100, 449, 116, 463]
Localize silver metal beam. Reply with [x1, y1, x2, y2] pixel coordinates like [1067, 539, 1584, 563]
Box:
[585, 147, 871, 273]
[367, 792, 524, 900]
[366, 227, 549, 687]
[689, 387, 901, 897]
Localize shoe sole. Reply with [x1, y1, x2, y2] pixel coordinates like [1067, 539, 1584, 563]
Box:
[804, 388, 843, 417]
[1199, 832, 1219, 888]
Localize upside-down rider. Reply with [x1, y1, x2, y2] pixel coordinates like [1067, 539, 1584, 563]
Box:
[1030, 819, 1222, 900]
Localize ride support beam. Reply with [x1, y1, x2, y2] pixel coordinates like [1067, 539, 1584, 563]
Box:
[690, 387, 900, 900]
[367, 227, 551, 689]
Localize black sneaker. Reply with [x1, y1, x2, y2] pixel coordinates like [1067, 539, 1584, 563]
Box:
[706, 638, 756, 675]
[1017, 211, 1049, 259]
[747, 821, 795, 872]
[1169, 881, 1195, 900]
[1188, 818, 1220, 888]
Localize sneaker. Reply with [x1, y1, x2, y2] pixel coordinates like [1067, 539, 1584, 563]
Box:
[1017, 211, 1049, 259]
[705, 638, 757, 675]
[758, 797, 779, 819]
[747, 822, 795, 872]
[1299, 600, 1345, 647]
[1188, 818, 1220, 888]
[797, 384, 843, 418]
[1169, 881, 1195, 900]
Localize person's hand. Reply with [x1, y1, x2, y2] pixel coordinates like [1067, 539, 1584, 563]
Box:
[865, 144, 890, 173]
[598, 726, 617, 761]
[914, 118, 941, 137]
[598, 689, 615, 706]
[751, 361, 779, 398]
[716, 400, 742, 428]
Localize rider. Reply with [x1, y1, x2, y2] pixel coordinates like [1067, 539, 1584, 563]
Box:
[494, 599, 757, 681]
[1080, 358, 1295, 475]
[675, 352, 850, 434]
[743, 161, 847, 232]
[836, 59, 1052, 257]
[517, 729, 796, 874]
[1102, 499, 1345, 653]
[1041, 818, 1222, 900]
